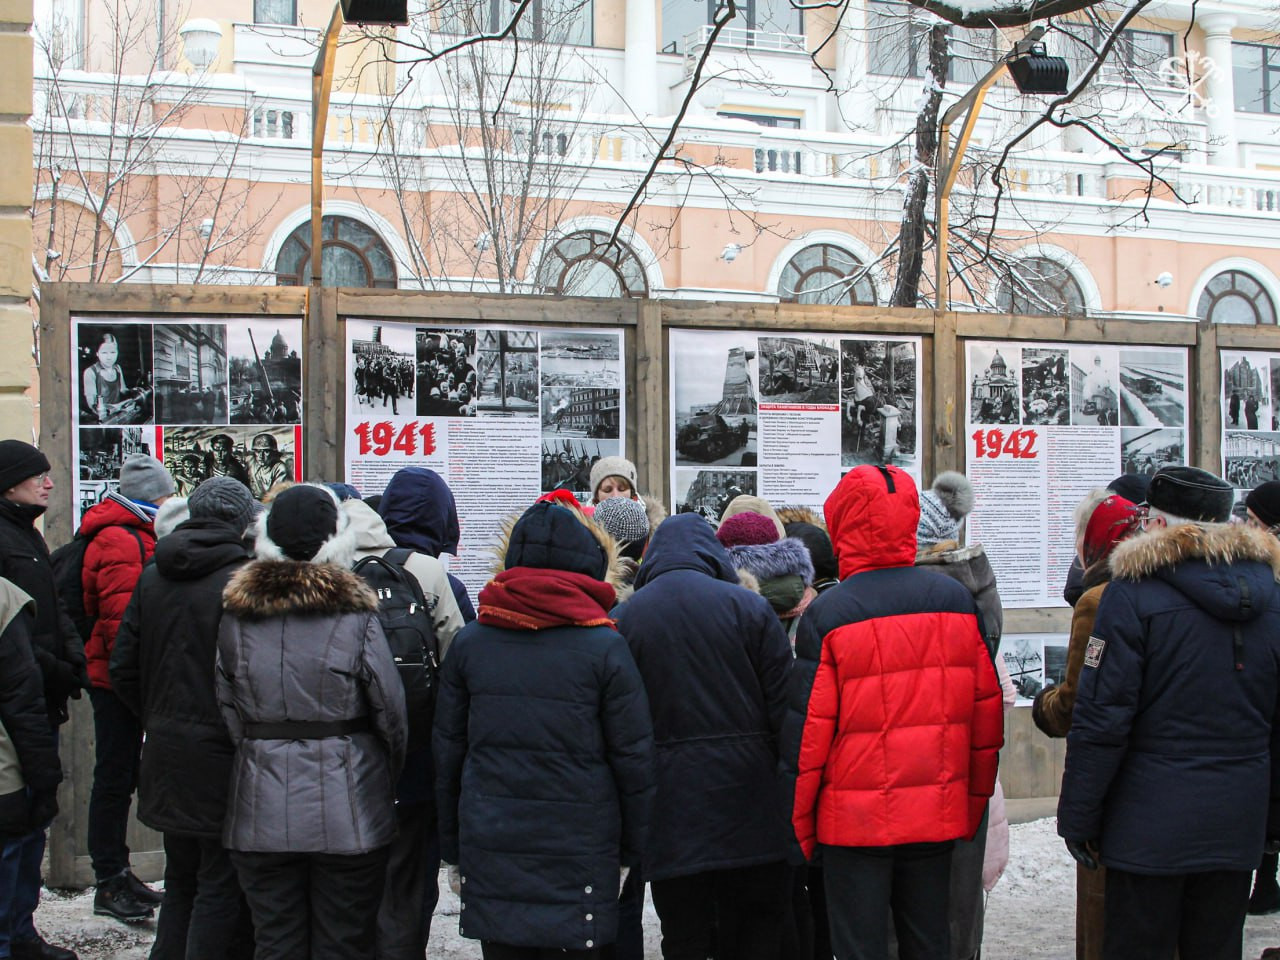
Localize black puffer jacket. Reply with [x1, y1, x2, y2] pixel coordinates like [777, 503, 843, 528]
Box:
[0, 499, 87, 725]
[111, 519, 252, 839]
[613, 513, 793, 881]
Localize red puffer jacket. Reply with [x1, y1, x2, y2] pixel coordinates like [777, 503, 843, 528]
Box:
[81, 494, 155, 690]
[781, 465, 1003, 859]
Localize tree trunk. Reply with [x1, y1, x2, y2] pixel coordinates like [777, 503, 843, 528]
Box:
[890, 25, 948, 308]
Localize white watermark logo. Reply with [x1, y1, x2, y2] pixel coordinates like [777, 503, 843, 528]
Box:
[1162, 50, 1222, 118]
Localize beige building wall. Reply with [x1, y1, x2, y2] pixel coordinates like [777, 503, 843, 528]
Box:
[0, 0, 33, 441]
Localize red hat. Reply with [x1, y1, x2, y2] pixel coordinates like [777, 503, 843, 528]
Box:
[536, 489, 583, 511]
[716, 511, 781, 548]
[1083, 495, 1141, 568]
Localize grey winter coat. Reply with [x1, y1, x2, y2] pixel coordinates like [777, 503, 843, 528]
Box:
[216, 559, 408, 854]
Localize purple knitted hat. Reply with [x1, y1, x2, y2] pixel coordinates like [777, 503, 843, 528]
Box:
[716, 511, 781, 548]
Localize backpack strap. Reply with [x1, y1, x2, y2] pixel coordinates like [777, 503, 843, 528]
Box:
[125, 527, 146, 562]
[357, 548, 430, 611]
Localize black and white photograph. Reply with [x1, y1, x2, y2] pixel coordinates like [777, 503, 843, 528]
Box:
[1223, 430, 1280, 488]
[1121, 428, 1185, 476]
[541, 438, 621, 494]
[675, 469, 757, 523]
[77, 481, 111, 523]
[230, 321, 302, 424]
[540, 331, 621, 389]
[1020, 348, 1069, 426]
[77, 321, 154, 425]
[1000, 635, 1045, 702]
[417, 327, 478, 418]
[162, 425, 297, 499]
[77, 427, 151, 481]
[1071, 347, 1120, 426]
[1221, 352, 1271, 431]
[841, 339, 917, 469]
[1118, 350, 1185, 427]
[1044, 642, 1068, 689]
[351, 324, 414, 417]
[541, 386, 620, 438]
[1271, 359, 1280, 433]
[153, 323, 228, 425]
[969, 343, 1020, 424]
[672, 333, 757, 467]
[476, 329, 539, 416]
[757, 336, 838, 404]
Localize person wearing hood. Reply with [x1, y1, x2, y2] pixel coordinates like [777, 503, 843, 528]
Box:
[1062, 475, 1149, 607]
[1057, 466, 1280, 960]
[613, 513, 793, 960]
[80, 454, 174, 923]
[433, 500, 654, 959]
[717, 496, 815, 624]
[110, 477, 258, 960]
[377, 467, 476, 621]
[217, 485, 407, 960]
[781, 466, 1003, 960]
[342, 495, 465, 960]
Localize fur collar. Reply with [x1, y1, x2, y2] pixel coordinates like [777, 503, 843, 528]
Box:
[727, 537, 815, 585]
[1109, 522, 1280, 582]
[223, 560, 379, 619]
[915, 540, 986, 565]
[490, 504, 628, 598]
[776, 506, 825, 530]
[641, 495, 667, 533]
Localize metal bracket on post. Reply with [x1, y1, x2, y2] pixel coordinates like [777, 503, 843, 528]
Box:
[311, 1, 345, 289]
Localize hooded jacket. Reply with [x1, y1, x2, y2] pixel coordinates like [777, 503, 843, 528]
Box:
[110, 518, 252, 839]
[1057, 522, 1280, 874]
[726, 537, 815, 619]
[612, 513, 793, 881]
[781, 466, 1004, 859]
[433, 502, 653, 951]
[217, 558, 407, 855]
[377, 466, 475, 620]
[80, 492, 156, 690]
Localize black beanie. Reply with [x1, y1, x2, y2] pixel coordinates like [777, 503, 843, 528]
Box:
[265, 485, 339, 562]
[0, 441, 50, 493]
[1247, 481, 1280, 529]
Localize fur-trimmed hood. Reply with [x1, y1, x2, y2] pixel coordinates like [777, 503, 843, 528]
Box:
[1110, 522, 1280, 623]
[489, 502, 628, 598]
[641, 495, 668, 534]
[727, 537, 815, 586]
[776, 506, 824, 529]
[223, 560, 379, 619]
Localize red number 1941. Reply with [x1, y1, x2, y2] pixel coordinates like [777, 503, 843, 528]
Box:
[354, 421, 437, 457]
[971, 428, 1038, 460]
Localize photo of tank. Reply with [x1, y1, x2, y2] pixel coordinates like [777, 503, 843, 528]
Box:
[674, 340, 758, 467]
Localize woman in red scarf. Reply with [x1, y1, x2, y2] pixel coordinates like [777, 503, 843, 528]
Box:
[433, 499, 655, 960]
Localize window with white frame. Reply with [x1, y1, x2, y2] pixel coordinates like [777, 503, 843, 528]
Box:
[866, 1, 994, 85]
[253, 0, 297, 25]
[997, 257, 1087, 316]
[275, 216, 397, 288]
[536, 230, 648, 298]
[439, 0, 593, 45]
[1197, 270, 1277, 324]
[661, 0, 803, 54]
[778, 244, 877, 306]
[1234, 43, 1280, 114]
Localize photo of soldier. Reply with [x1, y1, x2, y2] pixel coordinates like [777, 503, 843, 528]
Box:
[228, 322, 302, 425]
[417, 327, 479, 418]
[353, 326, 415, 416]
[163, 426, 297, 497]
[540, 439, 620, 495]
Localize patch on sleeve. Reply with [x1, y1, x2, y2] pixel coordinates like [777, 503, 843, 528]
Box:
[1084, 635, 1106, 669]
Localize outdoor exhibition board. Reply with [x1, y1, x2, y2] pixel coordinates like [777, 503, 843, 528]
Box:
[344, 318, 625, 598]
[72, 315, 304, 525]
[667, 328, 923, 518]
[1220, 349, 1280, 500]
[965, 340, 1189, 609]
[998, 632, 1072, 706]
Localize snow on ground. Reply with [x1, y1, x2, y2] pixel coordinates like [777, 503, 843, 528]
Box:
[31, 819, 1280, 959]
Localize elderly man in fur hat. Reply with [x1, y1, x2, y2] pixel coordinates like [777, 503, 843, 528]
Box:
[1058, 465, 1280, 960]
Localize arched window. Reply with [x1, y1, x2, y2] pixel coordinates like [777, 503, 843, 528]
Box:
[274, 216, 397, 288]
[1197, 270, 1277, 325]
[536, 230, 648, 297]
[997, 256, 1086, 316]
[778, 244, 876, 305]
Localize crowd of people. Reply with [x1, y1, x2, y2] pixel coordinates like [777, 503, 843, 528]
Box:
[354, 354, 416, 417]
[0, 435, 1278, 960]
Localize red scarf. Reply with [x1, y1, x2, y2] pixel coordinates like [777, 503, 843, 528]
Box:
[478, 566, 617, 630]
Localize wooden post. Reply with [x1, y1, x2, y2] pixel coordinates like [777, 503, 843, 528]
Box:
[635, 300, 665, 506]
[310, 2, 344, 287]
[932, 309, 959, 475]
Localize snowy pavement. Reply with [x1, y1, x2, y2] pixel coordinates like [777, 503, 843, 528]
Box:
[31, 819, 1280, 959]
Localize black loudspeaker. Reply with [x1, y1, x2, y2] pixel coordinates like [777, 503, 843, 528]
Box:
[1008, 46, 1070, 95]
[340, 0, 409, 25]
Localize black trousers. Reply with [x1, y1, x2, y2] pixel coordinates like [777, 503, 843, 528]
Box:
[821, 842, 953, 960]
[481, 945, 600, 959]
[648, 860, 789, 960]
[150, 833, 253, 960]
[1103, 867, 1251, 960]
[88, 687, 142, 882]
[231, 847, 389, 960]
[374, 803, 438, 960]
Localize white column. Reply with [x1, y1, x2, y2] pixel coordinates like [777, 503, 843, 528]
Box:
[624, 0, 658, 119]
[1200, 13, 1238, 166]
[835, 2, 875, 132]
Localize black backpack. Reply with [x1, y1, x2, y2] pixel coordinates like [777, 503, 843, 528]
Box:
[352, 547, 440, 753]
[51, 527, 146, 643]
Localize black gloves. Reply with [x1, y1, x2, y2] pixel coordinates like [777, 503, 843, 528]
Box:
[1065, 838, 1100, 870]
[34, 648, 88, 701]
[29, 789, 58, 829]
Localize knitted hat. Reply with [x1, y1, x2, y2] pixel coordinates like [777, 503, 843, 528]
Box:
[189, 476, 257, 533]
[1146, 466, 1233, 524]
[260, 484, 348, 563]
[594, 496, 650, 545]
[119, 455, 176, 503]
[589, 456, 639, 500]
[720, 494, 786, 540]
[1246, 480, 1280, 529]
[1082, 495, 1141, 567]
[716, 511, 781, 548]
[917, 471, 974, 546]
[0, 440, 50, 493]
[506, 501, 607, 580]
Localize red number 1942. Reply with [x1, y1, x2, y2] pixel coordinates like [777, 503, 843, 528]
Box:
[971, 428, 1038, 460]
[354, 421, 437, 457]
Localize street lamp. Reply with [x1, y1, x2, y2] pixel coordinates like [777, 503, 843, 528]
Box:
[310, 0, 408, 285]
[933, 26, 1069, 306]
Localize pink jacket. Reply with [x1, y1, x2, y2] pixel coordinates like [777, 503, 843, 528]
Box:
[982, 655, 1016, 891]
